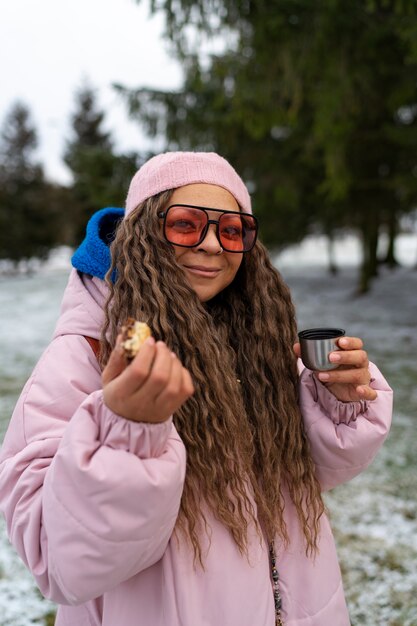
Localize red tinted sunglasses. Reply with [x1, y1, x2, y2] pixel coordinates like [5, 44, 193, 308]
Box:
[158, 204, 258, 253]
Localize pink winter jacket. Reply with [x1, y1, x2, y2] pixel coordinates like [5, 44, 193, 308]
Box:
[0, 269, 393, 626]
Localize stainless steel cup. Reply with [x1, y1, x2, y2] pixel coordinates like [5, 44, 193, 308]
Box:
[298, 328, 346, 371]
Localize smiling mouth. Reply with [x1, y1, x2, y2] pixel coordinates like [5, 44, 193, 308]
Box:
[184, 265, 221, 277]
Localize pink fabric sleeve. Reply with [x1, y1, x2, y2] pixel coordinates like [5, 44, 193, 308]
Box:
[0, 335, 186, 605]
[298, 361, 393, 491]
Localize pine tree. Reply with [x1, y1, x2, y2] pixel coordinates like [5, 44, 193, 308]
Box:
[64, 84, 140, 245]
[0, 102, 59, 265]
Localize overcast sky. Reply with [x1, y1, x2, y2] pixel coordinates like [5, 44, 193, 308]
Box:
[0, 0, 183, 183]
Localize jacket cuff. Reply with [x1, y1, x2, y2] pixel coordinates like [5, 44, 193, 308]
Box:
[92, 391, 173, 458]
[300, 369, 369, 425]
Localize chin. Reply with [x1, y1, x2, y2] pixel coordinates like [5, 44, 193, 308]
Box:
[197, 290, 216, 302]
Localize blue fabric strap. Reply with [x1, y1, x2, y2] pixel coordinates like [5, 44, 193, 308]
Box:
[71, 207, 125, 280]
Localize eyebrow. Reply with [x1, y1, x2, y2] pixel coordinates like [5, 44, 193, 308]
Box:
[165, 203, 242, 214]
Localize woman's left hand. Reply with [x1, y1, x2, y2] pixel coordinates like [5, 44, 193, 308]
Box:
[294, 336, 378, 402]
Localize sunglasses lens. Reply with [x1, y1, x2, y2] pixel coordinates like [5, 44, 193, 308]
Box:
[165, 207, 207, 246]
[219, 214, 257, 252]
[164, 206, 257, 252]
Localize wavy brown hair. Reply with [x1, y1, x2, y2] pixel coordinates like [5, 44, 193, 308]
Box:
[101, 190, 325, 565]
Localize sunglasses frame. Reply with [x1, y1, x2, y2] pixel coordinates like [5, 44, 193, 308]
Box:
[157, 203, 258, 253]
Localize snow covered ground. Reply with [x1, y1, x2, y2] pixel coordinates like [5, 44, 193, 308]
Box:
[286, 267, 417, 626]
[0, 235, 416, 625]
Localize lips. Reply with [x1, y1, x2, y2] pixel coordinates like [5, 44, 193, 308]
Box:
[183, 265, 221, 278]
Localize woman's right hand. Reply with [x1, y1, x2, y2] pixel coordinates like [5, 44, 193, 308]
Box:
[102, 336, 194, 423]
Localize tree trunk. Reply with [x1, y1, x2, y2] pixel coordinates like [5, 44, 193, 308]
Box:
[381, 208, 400, 268]
[326, 232, 338, 275]
[358, 254, 372, 295]
[357, 210, 380, 294]
[369, 220, 379, 278]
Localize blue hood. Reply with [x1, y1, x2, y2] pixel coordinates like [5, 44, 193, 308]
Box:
[71, 207, 125, 280]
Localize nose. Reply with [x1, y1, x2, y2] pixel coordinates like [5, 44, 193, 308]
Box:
[196, 223, 223, 254]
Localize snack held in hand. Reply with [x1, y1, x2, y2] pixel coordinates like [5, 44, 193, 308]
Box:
[121, 318, 152, 360]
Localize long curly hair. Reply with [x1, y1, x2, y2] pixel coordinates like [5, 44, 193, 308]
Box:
[101, 190, 324, 565]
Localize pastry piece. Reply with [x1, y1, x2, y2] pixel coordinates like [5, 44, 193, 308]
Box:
[121, 318, 152, 360]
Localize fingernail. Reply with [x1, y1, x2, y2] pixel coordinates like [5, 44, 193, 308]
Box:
[329, 352, 341, 362]
[318, 373, 330, 381]
[339, 338, 348, 347]
[146, 337, 155, 346]
[171, 351, 176, 358]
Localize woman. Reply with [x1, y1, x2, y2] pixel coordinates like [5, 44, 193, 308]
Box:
[0, 151, 393, 625]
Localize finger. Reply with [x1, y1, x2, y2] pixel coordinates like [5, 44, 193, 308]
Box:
[356, 385, 378, 401]
[163, 364, 195, 414]
[138, 341, 174, 397]
[181, 367, 195, 398]
[118, 337, 157, 393]
[317, 367, 371, 386]
[337, 336, 364, 351]
[154, 355, 184, 409]
[328, 349, 369, 368]
[293, 342, 301, 358]
[102, 335, 126, 385]
[135, 359, 194, 422]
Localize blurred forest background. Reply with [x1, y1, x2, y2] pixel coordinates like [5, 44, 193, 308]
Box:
[1, 0, 417, 294]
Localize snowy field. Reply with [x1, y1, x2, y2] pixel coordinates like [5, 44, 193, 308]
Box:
[0, 236, 416, 625]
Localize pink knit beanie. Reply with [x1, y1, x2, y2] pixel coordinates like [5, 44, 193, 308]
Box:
[125, 151, 252, 216]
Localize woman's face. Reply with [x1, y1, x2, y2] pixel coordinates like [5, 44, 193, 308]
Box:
[165, 183, 244, 302]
